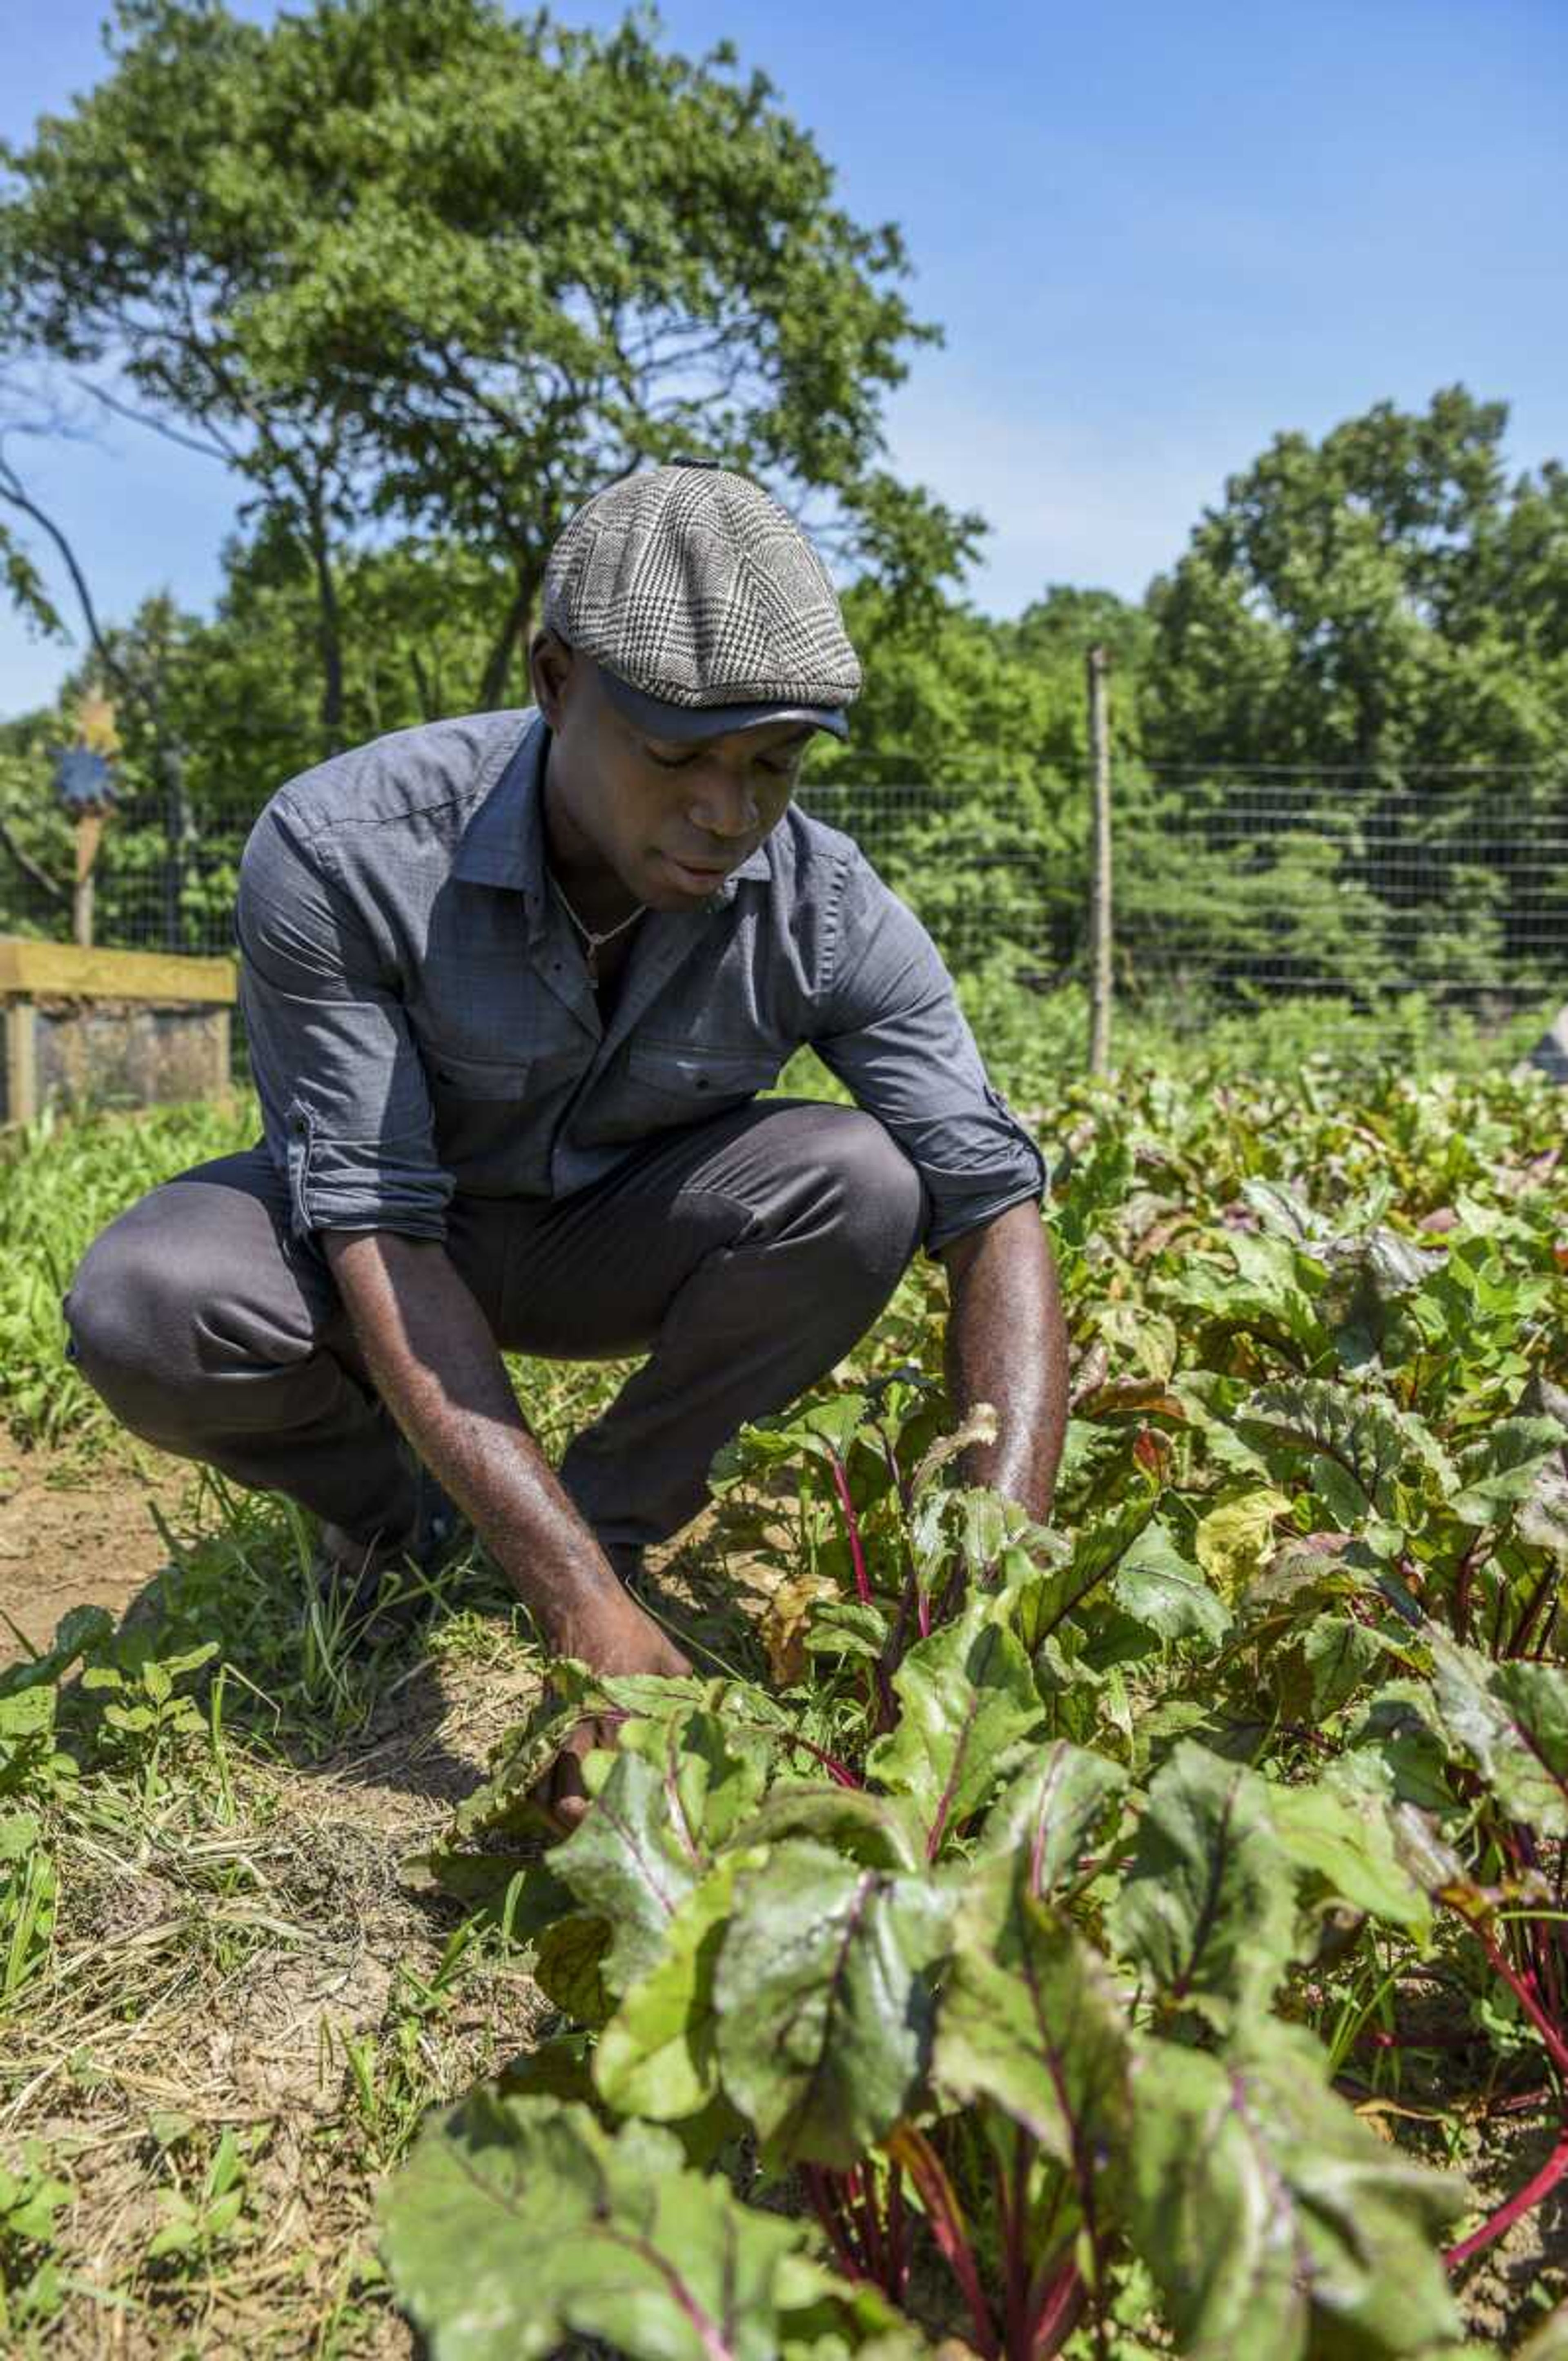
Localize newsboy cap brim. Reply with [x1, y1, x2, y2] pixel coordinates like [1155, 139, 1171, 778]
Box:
[596, 663, 850, 743]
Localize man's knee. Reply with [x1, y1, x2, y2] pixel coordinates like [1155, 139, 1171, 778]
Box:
[65, 1213, 206, 1409]
[787, 1107, 927, 1287]
[64, 1183, 314, 1431]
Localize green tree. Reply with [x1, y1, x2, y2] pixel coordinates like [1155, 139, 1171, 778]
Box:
[1, 0, 981, 744]
[1141, 385, 1568, 775]
[168, 520, 516, 799]
[1136, 388, 1568, 1002]
[0, 523, 530, 951]
[1008, 583, 1153, 700]
[802, 583, 1146, 991]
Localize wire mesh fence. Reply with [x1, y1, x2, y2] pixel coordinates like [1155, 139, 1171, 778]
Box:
[0, 771, 239, 960]
[800, 763, 1568, 1044]
[0, 754, 1563, 1056]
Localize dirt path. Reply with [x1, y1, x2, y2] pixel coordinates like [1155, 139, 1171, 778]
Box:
[0, 1440, 193, 1665]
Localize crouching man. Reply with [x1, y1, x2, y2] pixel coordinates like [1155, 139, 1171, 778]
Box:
[62, 461, 1068, 1823]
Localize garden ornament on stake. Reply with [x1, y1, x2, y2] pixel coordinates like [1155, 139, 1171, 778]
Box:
[52, 688, 120, 949]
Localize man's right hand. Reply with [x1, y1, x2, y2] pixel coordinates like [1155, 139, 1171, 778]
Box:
[539, 1586, 693, 1833]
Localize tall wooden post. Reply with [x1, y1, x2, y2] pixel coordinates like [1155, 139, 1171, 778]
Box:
[66, 688, 119, 950]
[73, 811, 104, 948]
[1086, 644, 1113, 1076]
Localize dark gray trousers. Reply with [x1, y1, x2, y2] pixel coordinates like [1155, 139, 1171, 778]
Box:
[61, 1100, 927, 1556]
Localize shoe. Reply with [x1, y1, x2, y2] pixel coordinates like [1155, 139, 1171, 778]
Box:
[312, 1462, 469, 1626]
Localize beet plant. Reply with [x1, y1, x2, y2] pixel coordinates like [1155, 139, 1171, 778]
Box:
[379, 1065, 1567, 2356]
[387, 1509, 1469, 2354]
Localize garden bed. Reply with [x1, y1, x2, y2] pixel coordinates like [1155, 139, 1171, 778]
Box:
[0, 1066, 1565, 2357]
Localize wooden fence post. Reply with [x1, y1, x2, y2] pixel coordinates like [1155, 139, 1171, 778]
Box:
[1086, 644, 1113, 1076]
[4, 1001, 37, 1125]
[73, 811, 103, 949]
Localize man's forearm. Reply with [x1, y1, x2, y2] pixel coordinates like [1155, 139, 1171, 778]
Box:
[938, 1200, 1069, 1523]
[320, 1229, 629, 1650]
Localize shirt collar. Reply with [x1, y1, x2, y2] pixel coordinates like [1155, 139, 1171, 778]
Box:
[452, 708, 775, 919]
[452, 711, 551, 932]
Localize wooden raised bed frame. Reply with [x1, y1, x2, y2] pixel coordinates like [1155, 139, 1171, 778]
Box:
[0, 940, 237, 1125]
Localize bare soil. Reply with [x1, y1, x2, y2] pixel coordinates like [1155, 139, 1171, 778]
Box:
[5, 1563, 548, 2358]
[0, 1440, 193, 1666]
[1437, 2109, 1568, 2350]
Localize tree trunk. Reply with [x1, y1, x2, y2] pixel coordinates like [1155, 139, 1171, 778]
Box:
[305, 491, 346, 755]
[476, 569, 541, 712]
[409, 646, 439, 721]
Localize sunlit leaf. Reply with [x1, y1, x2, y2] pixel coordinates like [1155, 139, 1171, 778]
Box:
[1239, 1379, 1454, 1520]
[1124, 2023, 1465, 2361]
[596, 1852, 758, 2123]
[1267, 1770, 1432, 1936]
[1451, 1417, 1567, 1528]
[975, 1739, 1127, 1896]
[553, 1748, 707, 1996]
[713, 1840, 950, 2168]
[934, 1859, 1132, 2174]
[1194, 1487, 1294, 1597]
[1111, 1521, 1231, 1644]
[1109, 1741, 1296, 2029]
[380, 2092, 882, 2361]
[1427, 1634, 1568, 1835]
[867, 1600, 1045, 1855]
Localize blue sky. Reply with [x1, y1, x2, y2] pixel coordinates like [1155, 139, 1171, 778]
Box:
[2, 0, 1564, 717]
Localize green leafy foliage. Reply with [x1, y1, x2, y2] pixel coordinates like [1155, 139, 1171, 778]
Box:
[380, 2092, 917, 2361]
[595, 1852, 757, 2124]
[5, 1071, 1554, 2355]
[394, 1058, 1568, 2351]
[0, 1104, 256, 1444]
[973, 1739, 1127, 1893]
[551, 1748, 710, 1998]
[867, 1601, 1045, 1856]
[1127, 2025, 1466, 2358]
[935, 1861, 1133, 2170]
[1423, 1637, 1568, 1835]
[1266, 1769, 1432, 1937]
[0, 2143, 71, 2341]
[713, 1842, 951, 2169]
[145, 2126, 249, 2263]
[1109, 1742, 1300, 2030]
[0, 0, 980, 788]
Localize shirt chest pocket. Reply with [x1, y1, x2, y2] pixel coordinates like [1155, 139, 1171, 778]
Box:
[422, 1047, 539, 1192]
[426, 1048, 533, 1100]
[620, 1040, 785, 1121]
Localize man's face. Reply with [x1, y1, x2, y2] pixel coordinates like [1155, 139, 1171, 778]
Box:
[532, 636, 813, 911]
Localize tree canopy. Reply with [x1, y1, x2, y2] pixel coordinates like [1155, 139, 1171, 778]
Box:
[1, 0, 982, 737]
[1140, 385, 1568, 776]
[0, 0, 1564, 1031]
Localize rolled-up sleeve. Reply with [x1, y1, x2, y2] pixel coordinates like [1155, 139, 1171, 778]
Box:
[236, 797, 452, 1243]
[811, 852, 1048, 1254]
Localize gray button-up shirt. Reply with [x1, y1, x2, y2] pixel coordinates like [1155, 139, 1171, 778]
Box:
[234, 708, 1047, 1255]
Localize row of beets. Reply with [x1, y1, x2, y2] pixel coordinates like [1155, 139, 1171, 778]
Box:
[383, 1068, 1568, 2358]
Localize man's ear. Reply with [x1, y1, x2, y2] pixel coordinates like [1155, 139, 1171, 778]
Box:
[529, 628, 575, 728]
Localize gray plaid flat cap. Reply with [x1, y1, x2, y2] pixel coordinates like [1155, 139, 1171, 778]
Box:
[543, 460, 861, 742]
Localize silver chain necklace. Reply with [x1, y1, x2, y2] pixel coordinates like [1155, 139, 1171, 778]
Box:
[547, 871, 647, 986]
